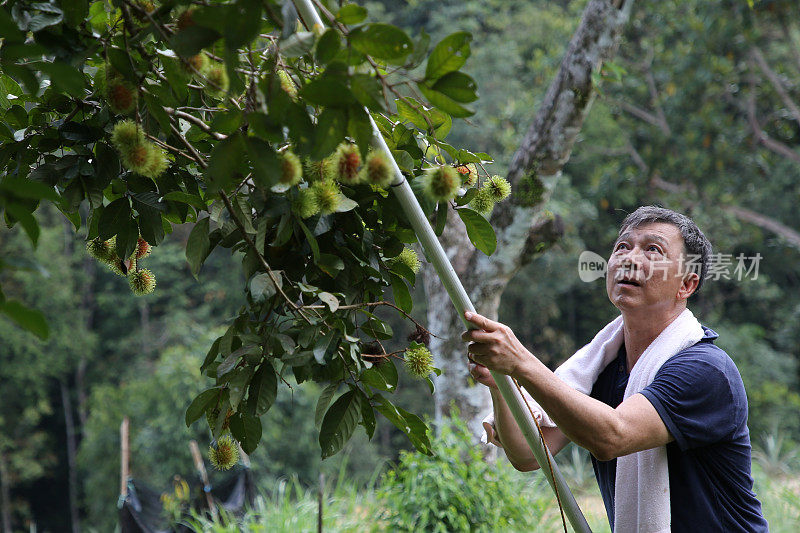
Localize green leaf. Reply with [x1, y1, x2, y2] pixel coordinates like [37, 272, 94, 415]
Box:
[431, 71, 478, 103]
[301, 79, 356, 108]
[37, 62, 85, 97]
[61, 0, 88, 28]
[205, 134, 245, 192]
[361, 359, 398, 393]
[313, 108, 347, 160]
[319, 390, 361, 459]
[425, 31, 471, 80]
[318, 291, 339, 312]
[315, 384, 338, 427]
[229, 413, 262, 454]
[358, 390, 376, 439]
[247, 361, 277, 415]
[390, 273, 412, 313]
[360, 315, 393, 340]
[336, 4, 367, 24]
[418, 85, 474, 118]
[296, 219, 320, 263]
[0, 177, 58, 202]
[317, 253, 344, 277]
[249, 272, 283, 302]
[171, 26, 221, 57]
[163, 191, 206, 211]
[185, 388, 220, 427]
[5, 203, 39, 246]
[457, 207, 496, 256]
[224, 0, 262, 51]
[280, 31, 315, 58]
[226, 367, 251, 410]
[114, 217, 139, 260]
[349, 24, 413, 63]
[0, 300, 48, 339]
[185, 217, 211, 278]
[316, 29, 341, 64]
[244, 137, 280, 189]
[373, 394, 431, 454]
[98, 197, 131, 240]
[0, 7, 25, 43]
[350, 74, 384, 111]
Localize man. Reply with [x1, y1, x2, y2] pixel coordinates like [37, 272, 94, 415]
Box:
[462, 206, 768, 532]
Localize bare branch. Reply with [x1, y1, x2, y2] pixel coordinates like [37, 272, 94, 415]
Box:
[723, 205, 800, 251]
[746, 88, 800, 164]
[750, 46, 800, 126]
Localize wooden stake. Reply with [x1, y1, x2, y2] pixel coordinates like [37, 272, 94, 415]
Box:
[120, 417, 129, 501]
[189, 440, 218, 521]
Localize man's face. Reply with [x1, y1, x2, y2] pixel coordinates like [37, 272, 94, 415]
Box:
[605, 222, 695, 312]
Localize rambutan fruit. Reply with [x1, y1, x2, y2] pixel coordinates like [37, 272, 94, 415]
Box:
[105, 80, 138, 115]
[128, 268, 156, 295]
[204, 64, 229, 98]
[142, 145, 169, 179]
[86, 238, 116, 263]
[183, 53, 209, 75]
[361, 152, 394, 188]
[135, 237, 151, 259]
[175, 6, 195, 30]
[407, 325, 431, 347]
[312, 180, 342, 215]
[469, 187, 496, 215]
[422, 166, 460, 202]
[111, 120, 144, 150]
[279, 150, 302, 186]
[303, 157, 334, 183]
[293, 187, 320, 219]
[455, 163, 478, 187]
[333, 143, 362, 184]
[404, 343, 434, 379]
[485, 175, 511, 202]
[132, 0, 156, 22]
[393, 247, 421, 274]
[209, 435, 239, 471]
[119, 141, 153, 174]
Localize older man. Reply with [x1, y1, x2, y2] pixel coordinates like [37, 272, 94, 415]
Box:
[463, 206, 767, 532]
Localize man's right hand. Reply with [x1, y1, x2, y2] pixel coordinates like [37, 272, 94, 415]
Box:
[469, 360, 498, 389]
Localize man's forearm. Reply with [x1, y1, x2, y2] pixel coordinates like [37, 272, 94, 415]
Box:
[513, 356, 622, 461]
[490, 388, 569, 470]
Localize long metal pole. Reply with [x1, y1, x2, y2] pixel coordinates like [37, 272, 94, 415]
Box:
[291, 2, 591, 531]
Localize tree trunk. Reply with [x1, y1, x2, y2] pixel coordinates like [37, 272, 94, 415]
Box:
[425, 0, 634, 438]
[0, 451, 11, 533]
[61, 381, 81, 533]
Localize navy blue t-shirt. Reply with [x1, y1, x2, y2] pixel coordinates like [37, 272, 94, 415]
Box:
[589, 326, 769, 532]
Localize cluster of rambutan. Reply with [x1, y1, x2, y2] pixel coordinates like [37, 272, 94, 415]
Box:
[111, 120, 169, 179]
[285, 142, 394, 219]
[86, 235, 157, 296]
[468, 175, 512, 215]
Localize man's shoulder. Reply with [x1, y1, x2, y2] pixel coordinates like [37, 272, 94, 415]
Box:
[660, 326, 745, 389]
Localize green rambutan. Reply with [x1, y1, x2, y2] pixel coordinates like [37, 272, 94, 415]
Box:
[361, 152, 393, 188]
[279, 150, 302, 186]
[293, 187, 320, 219]
[183, 53, 209, 75]
[111, 120, 144, 150]
[333, 143, 362, 184]
[132, 0, 156, 22]
[393, 247, 421, 274]
[86, 238, 116, 263]
[311, 180, 342, 215]
[455, 163, 478, 187]
[404, 343, 434, 379]
[204, 64, 229, 98]
[135, 237, 151, 259]
[422, 166, 460, 202]
[303, 157, 335, 183]
[105, 80, 138, 115]
[142, 145, 169, 179]
[93, 63, 108, 96]
[469, 187, 496, 215]
[117, 139, 167, 179]
[485, 175, 511, 202]
[129, 268, 156, 295]
[209, 435, 239, 470]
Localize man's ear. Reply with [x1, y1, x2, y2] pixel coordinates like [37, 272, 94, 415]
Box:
[677, 272, 700, 300]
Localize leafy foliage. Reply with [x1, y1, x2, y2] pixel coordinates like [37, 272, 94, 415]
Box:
[0, 0, 515, 460]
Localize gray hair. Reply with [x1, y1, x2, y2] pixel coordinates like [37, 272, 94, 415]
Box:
[618, 206, 713, 296]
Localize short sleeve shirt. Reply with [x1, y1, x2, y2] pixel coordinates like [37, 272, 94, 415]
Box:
[589, 326, 769, 532]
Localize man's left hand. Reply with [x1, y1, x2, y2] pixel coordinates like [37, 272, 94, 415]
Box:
[461, 311, 534, 378]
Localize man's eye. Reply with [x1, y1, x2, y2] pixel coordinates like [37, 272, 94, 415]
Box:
[615, 242, 628, 251]
[648, 245, 662, 253]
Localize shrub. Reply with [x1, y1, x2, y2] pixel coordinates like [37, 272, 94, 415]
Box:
[376, 415, 551, 532]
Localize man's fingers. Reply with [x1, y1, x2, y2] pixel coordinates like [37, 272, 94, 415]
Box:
[464, 311, 500, 332]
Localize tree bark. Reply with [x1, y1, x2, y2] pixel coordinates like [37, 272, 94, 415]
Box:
[61, 381, 81, 533]
[0, 451, 11, 533]
[424, 0, 634, 438]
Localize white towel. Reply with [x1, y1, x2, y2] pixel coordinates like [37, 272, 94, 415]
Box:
[482, 309, 704, 533]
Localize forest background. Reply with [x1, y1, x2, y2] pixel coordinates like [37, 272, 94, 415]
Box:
[2, 0, 800, 531]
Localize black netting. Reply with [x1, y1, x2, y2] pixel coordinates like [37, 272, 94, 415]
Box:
[119, 468, 254, 532]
